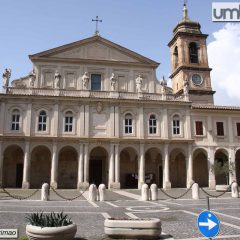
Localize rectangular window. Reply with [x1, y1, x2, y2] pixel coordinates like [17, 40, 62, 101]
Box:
[216, 122, 224, 136]
[65, 116, 73, 132]
[11, 114, 20, 131]
[237, 122, 240, 136]
[91, 74, 101, 91]
[149, 118, 157, 134]
[38, 116, 47, 131]
[195, 121, 203, 136]
[173, 120, 180, 135]
[125, 118, 132, 134]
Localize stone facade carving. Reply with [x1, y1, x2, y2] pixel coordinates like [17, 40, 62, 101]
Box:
[110, 73, 117, 91]
[136, 74, 143, 93]
[54, 71, 61, 89]
[2, 68, 11, 88]
[82, 72, 90, 90]
[29, 69, 36, 88]
[160, 76, 167, 95]
[183, 78, 189, 98]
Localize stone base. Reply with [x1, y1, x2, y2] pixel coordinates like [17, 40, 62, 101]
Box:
[209, 180, 216, 190]
[109, 182, 120, 189]
[22, 181, 30, 189]
[163, 181, 171, 190]
[78, 182, 89, 190]
[50, 181, 58, 189]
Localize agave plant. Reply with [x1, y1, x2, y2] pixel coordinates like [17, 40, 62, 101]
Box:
[26, 211, 73, 227]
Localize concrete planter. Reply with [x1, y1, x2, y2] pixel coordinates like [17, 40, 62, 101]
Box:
[216, 184, 230, 192]
[26, 223, 77, 240]
[104, 218, 161, 239]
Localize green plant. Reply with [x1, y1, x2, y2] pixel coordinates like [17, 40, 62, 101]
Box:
[211, 161, 235, 185]
[19, 237, 28, 240]
[25, 211, 73, 227]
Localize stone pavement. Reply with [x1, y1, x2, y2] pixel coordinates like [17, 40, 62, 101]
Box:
[0, 188, 239, 239]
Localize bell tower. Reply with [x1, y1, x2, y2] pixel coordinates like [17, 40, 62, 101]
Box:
[168, 3, 215, 104]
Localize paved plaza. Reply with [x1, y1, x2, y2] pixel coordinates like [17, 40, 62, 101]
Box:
[0, 189, 240, 239]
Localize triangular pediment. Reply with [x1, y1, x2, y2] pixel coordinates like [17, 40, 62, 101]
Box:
[29, 35, 159, 66]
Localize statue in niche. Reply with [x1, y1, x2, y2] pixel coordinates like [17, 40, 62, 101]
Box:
[136, 74, 143, 93]
[183, 78, 189, 96]
[160, 75, 167, 95]
[110, 73, 117, 91]
[29, 69, 36, 88]
[96, 102, 103, 113]
[82, 72, 89, 90]
[2, 68, 11, 88]
[54, 71, 61, 89]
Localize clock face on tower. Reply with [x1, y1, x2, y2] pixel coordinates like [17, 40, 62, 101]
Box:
[192, 74, 203, 86]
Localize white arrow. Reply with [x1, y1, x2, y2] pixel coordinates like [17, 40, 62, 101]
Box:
[199, 218, 217, 230]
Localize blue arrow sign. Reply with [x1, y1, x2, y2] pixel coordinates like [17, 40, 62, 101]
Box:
[197, 210, 220, 238]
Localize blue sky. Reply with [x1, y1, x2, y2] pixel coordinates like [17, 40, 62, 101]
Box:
[1, 0, 240, 105]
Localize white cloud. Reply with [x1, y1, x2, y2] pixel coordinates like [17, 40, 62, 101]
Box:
[208, 23, 240, 106]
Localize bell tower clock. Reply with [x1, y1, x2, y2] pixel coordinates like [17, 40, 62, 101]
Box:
[168, 3, 215, 104]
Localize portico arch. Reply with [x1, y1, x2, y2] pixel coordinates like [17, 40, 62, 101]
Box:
[170, 149, 186, 188]
[193, 148, 208, 187]
[58, 146, 78, 189]
[235, 149, 240, 185]
[120, 147, 138, 188]
[89, 147, 108, 187]
[3, 145, 24, 188]
[145, 148, 162, 187]
[30, 146, 51, 188]
[214, 149, 229, 185]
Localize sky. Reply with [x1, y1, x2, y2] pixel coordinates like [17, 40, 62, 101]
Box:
[0, 0, 240, 106]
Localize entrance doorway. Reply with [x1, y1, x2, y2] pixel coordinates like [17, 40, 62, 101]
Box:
[89, 160, 102, 186]
[16, 163, 23, 188]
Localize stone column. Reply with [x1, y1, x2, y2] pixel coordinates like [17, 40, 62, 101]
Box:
[208, 147, 216, 189]
[108, 143, 115, 188]
[84, 143, 89, 186]
[162, 109, 169, 139]
[0, 141, 3, 186]
[114, 144, 120, 189]
[163, 143, 171, 189]
[25, 103, 32, 136]
[22, 141, 30, 189]
[114, 106, 119, 138]
[187, 144, 194, 188]
[138, 143, 145, 189]
[229, 147, 236, 183]
[139, 107, 144, 138]
[77, 143, 84, 189]
[50, 143, 58, 189]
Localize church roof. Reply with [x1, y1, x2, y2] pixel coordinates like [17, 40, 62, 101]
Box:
[29, 35, 159, 67]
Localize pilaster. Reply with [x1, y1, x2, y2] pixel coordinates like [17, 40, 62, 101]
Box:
[138, 143, 145, 189]
[22, 141, 30, 189]
[50, 142, 58, 188]
[208, 147, 216, 189]
[163, 143, 171, 189]
[77, 143, 84, 189]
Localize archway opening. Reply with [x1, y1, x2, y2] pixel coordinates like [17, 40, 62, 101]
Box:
[30, 146, 51, 189]
[58, 146, 78, 189]
[214, 149, 229, 185]
[170, 149, 186, 188]
[145, 148, 162, 187]
[3, 145, 24, 188]
[120, 147, 138, 189]
[235, 150, 240, 185]
[193, 149, 208, 187]
[89, 147, 108, 187]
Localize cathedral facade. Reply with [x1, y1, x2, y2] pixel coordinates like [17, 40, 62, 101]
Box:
[1, 5, 240, 190]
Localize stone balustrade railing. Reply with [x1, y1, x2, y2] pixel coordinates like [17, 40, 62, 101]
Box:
[4, 87, 186, 102]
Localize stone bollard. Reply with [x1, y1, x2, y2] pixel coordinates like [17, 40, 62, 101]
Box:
[141, 184, 149, 201]
[192, 183, 200, 200]
[231, 182, 239, 198]
[89, 184, 97, 202]
[150, 184, 158, 201]
[99, 184, 106, 201]
[41, 183, 49, 201]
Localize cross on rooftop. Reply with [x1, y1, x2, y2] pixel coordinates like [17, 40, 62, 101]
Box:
[92, 16, 102, 36]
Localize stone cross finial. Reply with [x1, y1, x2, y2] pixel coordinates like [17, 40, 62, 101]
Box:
[92, 16, 102, 36]
[183, 0, 189, 21]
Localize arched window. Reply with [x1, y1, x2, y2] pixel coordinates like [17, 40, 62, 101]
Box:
[125, 113, 133, 134]
[149, 114, 157, 134]
[174, 46, 179, 67]
[38, 110, 47, 131]
[11, 109, 20, 131]
[64, 111, 73, 132]
[172, 115, 180, 135]
[189, 42, 198, 63]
